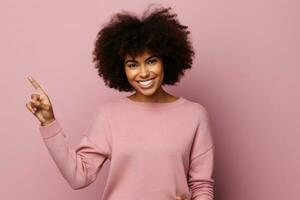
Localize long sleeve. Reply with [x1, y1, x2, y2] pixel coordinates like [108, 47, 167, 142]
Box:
[38, 107, 112, 190]
[188, 107, 215, 200]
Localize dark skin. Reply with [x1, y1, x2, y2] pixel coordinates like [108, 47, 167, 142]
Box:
[124, 50, 180, 103]
[25, 50, 179, 123]
[26, 76, 56, 126]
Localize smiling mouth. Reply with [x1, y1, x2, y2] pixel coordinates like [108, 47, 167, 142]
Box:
[136, 77, 155, 82]
[136, 77, 155, 88]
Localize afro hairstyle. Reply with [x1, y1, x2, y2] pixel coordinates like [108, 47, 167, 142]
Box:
[92, 5, 195, 92]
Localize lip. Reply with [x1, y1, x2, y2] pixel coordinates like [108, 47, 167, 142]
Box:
[136, 77, 156, 89]
[136, 77, 155, 82]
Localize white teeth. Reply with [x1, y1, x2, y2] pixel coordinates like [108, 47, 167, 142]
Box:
[139, 80, 152, 85]
[137, 78, 154, 88]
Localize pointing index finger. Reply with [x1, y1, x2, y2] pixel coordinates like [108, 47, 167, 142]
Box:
[28, 76, 46, 93]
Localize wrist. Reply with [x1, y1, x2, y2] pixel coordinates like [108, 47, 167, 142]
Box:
[41, 118, 56, 126]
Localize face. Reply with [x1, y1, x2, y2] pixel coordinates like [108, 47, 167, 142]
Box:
[124, 50, 164, 98]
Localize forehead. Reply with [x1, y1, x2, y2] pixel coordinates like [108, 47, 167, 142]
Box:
[124, 50, 154, 61]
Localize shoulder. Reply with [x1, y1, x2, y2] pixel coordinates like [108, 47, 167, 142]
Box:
[182, 97, 211, 124]
[183, 97, 209, 114]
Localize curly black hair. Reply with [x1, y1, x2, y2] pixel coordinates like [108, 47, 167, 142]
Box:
[92, 5, 195, 92]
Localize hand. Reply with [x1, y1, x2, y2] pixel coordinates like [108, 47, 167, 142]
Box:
[176, 195, 188, 200]
[25, 76, 56, 126]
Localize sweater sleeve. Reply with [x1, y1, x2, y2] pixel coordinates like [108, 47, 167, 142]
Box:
[188, 107, 215, 200]
[38, 107, 112, 190]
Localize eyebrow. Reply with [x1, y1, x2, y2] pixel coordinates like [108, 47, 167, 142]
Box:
[125, 55, 157, 64]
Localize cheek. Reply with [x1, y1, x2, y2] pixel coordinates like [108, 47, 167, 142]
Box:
[125, 71, 139, 86]
[153, 64, 163, 75]
[156, 66, 164, 78]
[124, 69, 134, 80]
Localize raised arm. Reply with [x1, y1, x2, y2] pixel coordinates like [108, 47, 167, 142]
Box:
[26, 76, 112, 189]
[39, 109, 111, 189]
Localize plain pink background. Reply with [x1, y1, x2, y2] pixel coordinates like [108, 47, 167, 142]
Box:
[1, 0, 299, 199]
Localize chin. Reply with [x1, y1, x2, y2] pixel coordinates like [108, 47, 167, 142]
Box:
[132, 84, 159, 97]
[138, 88, 158, 96]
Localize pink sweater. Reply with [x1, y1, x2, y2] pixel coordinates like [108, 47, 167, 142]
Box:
[39, 96, 215, 200]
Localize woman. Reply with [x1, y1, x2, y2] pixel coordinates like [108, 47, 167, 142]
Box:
[26, 5, 215, 200]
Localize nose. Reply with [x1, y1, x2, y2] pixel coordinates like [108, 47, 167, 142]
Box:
[139, 65, 150, 79]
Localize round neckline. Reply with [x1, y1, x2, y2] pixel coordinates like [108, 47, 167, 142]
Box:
[121, 96, 187, 110]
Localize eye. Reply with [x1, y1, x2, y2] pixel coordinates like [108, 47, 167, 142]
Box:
[148, 59, 157, 65]
[128, 63, 137, 68]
